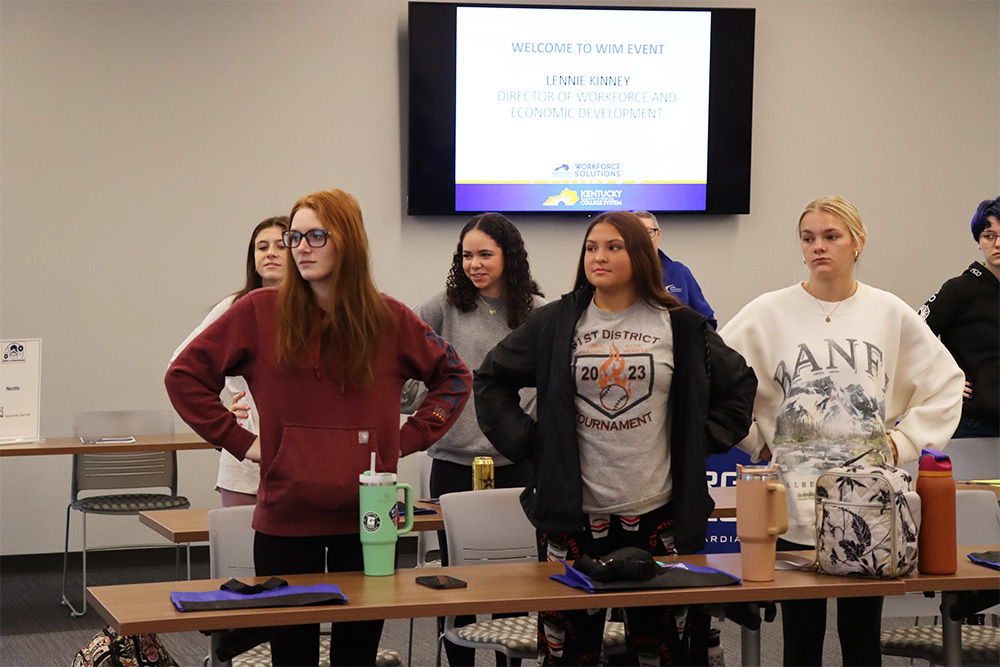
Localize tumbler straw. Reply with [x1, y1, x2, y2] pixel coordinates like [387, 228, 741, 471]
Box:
[370, 452, 376, 474]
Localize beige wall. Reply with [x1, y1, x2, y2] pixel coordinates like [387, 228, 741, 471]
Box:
[1, 0, 997, 555]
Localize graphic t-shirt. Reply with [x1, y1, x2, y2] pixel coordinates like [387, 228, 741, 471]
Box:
[573, 298, 674, 515]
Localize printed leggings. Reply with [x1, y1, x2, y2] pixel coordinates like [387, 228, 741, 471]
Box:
[537, 503, 709, 666]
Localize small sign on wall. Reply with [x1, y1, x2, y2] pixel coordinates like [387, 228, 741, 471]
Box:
[0, 339, 42, 443]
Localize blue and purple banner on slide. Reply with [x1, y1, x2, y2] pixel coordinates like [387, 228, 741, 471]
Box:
[455, 183, 707, 213]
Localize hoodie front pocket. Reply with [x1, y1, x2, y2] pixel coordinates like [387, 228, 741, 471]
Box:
[262, 425, 380, 513]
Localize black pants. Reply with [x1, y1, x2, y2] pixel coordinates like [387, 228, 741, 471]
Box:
[254, 531, 385, 666]
[776, 538, 884, 666]
[430, 458, 533, 667]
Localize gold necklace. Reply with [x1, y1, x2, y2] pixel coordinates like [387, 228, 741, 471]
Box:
[478, 295, 497, 315]
[804, 282, 855, 322]
[814, 299, 843, 323]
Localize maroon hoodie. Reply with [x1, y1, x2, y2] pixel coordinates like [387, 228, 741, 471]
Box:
[166, 288, 470, 536]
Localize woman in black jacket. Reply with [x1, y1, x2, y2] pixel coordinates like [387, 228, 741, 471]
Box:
[475, 211, 756, 666]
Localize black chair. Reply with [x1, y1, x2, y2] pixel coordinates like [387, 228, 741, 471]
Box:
[61, 410, 190, 616]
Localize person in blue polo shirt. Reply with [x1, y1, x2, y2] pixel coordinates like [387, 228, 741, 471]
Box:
[634, 210, 715, 327]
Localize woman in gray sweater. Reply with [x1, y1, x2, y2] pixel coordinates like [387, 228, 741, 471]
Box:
[402, 212, 543, 666]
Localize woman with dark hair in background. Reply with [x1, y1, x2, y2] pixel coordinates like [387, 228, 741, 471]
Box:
[721, 196, 963, 665]
[167, 189, 471, 666]
[402, 212, 544, 666]
[169, 216, 288, 507]
[919, 196, 1000, 438]
[475, 211, 756, 665]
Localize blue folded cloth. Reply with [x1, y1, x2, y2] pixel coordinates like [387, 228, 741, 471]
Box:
[171, 577, 348, 612]
[552, 559, 740, 593]
[968, 551, 1000, 571]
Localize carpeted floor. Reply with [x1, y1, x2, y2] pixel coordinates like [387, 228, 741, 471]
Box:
[0, 546, 929, 666]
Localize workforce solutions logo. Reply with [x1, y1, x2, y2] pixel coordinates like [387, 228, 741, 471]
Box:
[2, 342, 26, 363]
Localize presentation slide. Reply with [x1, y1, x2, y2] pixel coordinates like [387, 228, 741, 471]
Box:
[454, 6, 711, 212]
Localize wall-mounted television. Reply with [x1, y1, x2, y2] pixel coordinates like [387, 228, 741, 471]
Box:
[407, 2, 755, 216]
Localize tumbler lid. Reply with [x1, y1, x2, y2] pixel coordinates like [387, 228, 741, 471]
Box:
[918, 448, 952, 473]
[359, 471, 397, 485]
[736, 463, 779, 481]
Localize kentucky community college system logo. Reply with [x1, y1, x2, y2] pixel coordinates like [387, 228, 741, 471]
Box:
[542, 188, 579, 207]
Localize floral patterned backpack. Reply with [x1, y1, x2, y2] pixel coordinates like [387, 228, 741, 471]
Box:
[814, 452, 921, 579]
[73, 626, 177, 667]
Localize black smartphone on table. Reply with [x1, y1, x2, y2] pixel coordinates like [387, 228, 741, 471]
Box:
[415, 575, 467, 589]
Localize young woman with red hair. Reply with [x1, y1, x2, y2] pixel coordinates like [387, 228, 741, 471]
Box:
[167, 189, 471, 666]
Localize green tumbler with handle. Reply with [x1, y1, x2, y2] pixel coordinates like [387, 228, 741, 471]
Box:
[358, 471, 413, 576]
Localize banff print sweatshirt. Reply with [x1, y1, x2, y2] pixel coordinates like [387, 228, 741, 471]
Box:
[720, 282, 964, 545]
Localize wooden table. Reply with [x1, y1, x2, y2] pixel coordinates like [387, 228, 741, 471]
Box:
[92, 553, 896, 632]
[87, 547, 999, 666]
[139, 487, 737, 546]
[140, 500, 446, 544]
[0, 433, 212, 457]
[86, 550, 916, 667]
[709, 485, 736, 518]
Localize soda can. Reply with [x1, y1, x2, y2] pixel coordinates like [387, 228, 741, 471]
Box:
[472, 456, 495, 490]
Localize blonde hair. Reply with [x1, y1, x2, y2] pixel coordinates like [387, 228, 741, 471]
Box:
[799, 196, 867, 257]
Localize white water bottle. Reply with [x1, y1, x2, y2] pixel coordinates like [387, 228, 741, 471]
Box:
[707, 627, 725, 667]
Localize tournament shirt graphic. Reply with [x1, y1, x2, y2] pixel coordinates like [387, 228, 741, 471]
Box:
[575, 342, 653, 419]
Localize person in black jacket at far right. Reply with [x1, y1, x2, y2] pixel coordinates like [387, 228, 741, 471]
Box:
[474, 210, 757, 666]
[919, 196, 1000, 438]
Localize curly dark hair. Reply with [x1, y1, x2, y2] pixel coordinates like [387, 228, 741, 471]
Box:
[445, 213, 544, 328]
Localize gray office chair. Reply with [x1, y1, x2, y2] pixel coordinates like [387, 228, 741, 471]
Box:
[407, 451, 440, 665]
[61, 410, 190, 616]
[898, 437, 1000, 481]
[880, 489, 1000, 665]
[414, 451, 441, 568]
[436, 488, 626, 665]
[436, 488, 540, 667]
[204, 506, 401, 667]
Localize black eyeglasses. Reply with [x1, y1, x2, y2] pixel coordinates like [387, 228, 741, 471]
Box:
[980, 231, 998, 245]
[282, 229, 330, 248]
[646, 227, 660, 237]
